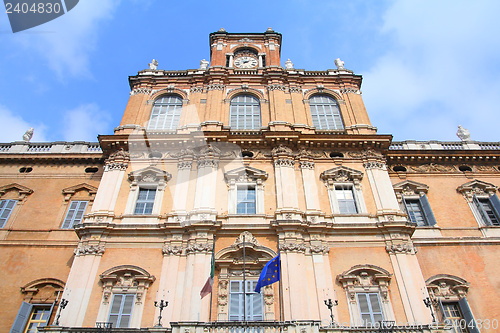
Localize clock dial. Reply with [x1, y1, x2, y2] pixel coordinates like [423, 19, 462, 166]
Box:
[234, 56, 258, 68]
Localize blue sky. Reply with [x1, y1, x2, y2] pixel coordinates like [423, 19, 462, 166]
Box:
[1, 0, 500, 143]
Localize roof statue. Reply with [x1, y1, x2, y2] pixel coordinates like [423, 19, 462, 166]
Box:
[22, 127, 34, 142]
[456, 125, 471, 141]
[148, 59, 158, 70]
[335, 58, 345, 70]
[199, 59, 209, 70]
[285, 59, 294, 70]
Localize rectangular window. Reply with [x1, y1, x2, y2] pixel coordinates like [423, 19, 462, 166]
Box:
[473, 195, 500, 226]
[404, 199, 427, 226]
[335, 185, 358, 214]
[0, 199, 16, 228]
[442, 302, 467, 333]
[237, 186, 256, 214]
[62, 201, 88, 229]
[108, 294, 134, 328]
[229, 280, 263, 321]
[23, 306, 51, 333]
[134, 188, 156, 215]
[357, 293, 383, 326]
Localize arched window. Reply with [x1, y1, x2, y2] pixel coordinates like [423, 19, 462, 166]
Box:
[148, 95, 183, 130]
[230, 95, 261, 130]
[309, 95, 344, 130]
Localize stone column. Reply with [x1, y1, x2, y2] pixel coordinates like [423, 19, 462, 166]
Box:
[191, 145, 219, 222]
[91, 149, 129, 215]
[169, 153, 194, 223]
[272, 145, 301, 220]
[385, 232, 433, 324]
[363, 160, 400, 212]
[299, 159, 322, 223]
[59, 243, 105, 326]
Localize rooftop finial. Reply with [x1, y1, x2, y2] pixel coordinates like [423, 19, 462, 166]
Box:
[334, 58, 345, 70]
[285, 59, 294, 70]
[218, 27, 226, 32]
[267, 27, 273, 32]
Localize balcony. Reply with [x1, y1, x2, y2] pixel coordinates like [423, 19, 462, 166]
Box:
[41, 321, 448, 333]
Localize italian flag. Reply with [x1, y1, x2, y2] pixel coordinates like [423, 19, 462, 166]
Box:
[200, 247, 215, 299]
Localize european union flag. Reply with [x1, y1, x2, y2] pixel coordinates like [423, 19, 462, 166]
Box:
[255, 255, 280, 293]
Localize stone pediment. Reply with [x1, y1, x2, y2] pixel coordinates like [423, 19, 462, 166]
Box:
[393, 180, 429, 196]
[224, 166, 268, 183]
[62, 183, 98, 195]
[0, 183, 33, 201]
[320, 166, 363, 184]
[457, 179, 497, 196]
[128, 166, 172, 183]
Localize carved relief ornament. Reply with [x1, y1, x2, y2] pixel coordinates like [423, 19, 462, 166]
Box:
[74, 244, 105, 256]
[100, 265, 155, 305]
[337, 265, 391, 304]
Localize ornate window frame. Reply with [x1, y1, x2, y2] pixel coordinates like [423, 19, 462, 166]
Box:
[320, 166, 366, 215]
[308, 94, 344, 130]
[224, 166, 268, 215]
[96, 265, 155, 328]
[147, 94, 186, 131]
[229, 94, 262, 130]
[59, 183, 98, 228]
[0, 183, 33, 228]
[215, 232, 276, 321]
[337, 264, 395, 326]
[457, 180, 500, 228]
[125, 166, 172, 216]
[393, 180, 437, 227]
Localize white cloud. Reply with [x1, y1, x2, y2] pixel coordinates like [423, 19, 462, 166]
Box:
[63, 104, 111, 142]
[11, 0, 120, 78]
[0, 105, 48, 142]
[362, 0, 500, 141]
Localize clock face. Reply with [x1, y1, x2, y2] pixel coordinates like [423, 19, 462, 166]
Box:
[234, 56, 258, 68]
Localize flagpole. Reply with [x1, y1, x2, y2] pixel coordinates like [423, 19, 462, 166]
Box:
[243, 234, 246, 321]
[209, 235, 216, 322]
[277, 235, 282, 322]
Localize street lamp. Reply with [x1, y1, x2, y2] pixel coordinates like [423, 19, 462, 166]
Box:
[154, 299, 168, 327]
[324, 298, 338, 325]
[54, 299, 69, 326]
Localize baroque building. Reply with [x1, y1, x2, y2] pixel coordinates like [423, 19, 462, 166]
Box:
[2, 29, 499, 333]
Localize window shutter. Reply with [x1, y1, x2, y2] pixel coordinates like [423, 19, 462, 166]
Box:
[419, 194, 437, 226]
[0, 199, 17, 228]
[473, 195, 490, 225]
[437, 299, 446, 323]
[39, 302, 56, 328]
[10, 302, 33, 333]
[229, 281, 243, 321]
[458, 297, 479, 333]
[488, 194, 500, 222]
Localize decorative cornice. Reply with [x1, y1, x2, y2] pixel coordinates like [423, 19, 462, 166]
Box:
[385, 242, 416, 255]
[288, 86, 302, 93]
[299, 161, 315, 169]
[177, 161, 193, 170]
[186, 242, 212, 254]
[348, 148, 384, 159]
[130, 88, 151, 96]
[266, 84, 287, 92]
[206, 84, 225, 91]
[310, 244, 329, 254]
[162, 245, 184, 256]
[363, 161, 386, 170]
[74, 244, 105, 256]
[190, 86, 204, 93]
[279, 242, 306, 253]
[274, 158, 295, 167]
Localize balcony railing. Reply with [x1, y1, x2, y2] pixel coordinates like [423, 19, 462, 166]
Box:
[42, 321, 448, 333]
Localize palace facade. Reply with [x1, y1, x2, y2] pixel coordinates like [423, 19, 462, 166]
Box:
[2, 29, 499, 333]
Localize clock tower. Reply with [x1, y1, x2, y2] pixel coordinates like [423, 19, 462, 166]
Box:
[209, 27, 282, 68]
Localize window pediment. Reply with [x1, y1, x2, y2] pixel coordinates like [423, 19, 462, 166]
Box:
[457, 179, 497, 198]
[62, 183, 98, 201]
[0, 183, 33, 201]
[100, 265, 155, 305]
[337, 264, 392, 303]
[224, 166, 268, 184]
[320, 166, 363, 186]
[426, 274, 469, 300]
[20, 278, 65, 303]
[393, 180, 429, 197]
[128, 166, 172, 184]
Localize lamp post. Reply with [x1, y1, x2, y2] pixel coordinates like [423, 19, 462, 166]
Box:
[54, 299, 69, 326]
[154, 299, 168, 327]
[324, 298, 338, 325]
[423, 297, 436, 323]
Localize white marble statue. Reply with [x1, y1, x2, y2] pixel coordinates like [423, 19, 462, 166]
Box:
[23, 127, 34, 142]
[149, 59, 158, 70]
[335, 58, 345, 70]
[199, 59, 209, 70]
[456, 125, 471, 141]
[285, 59, 294, 70]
